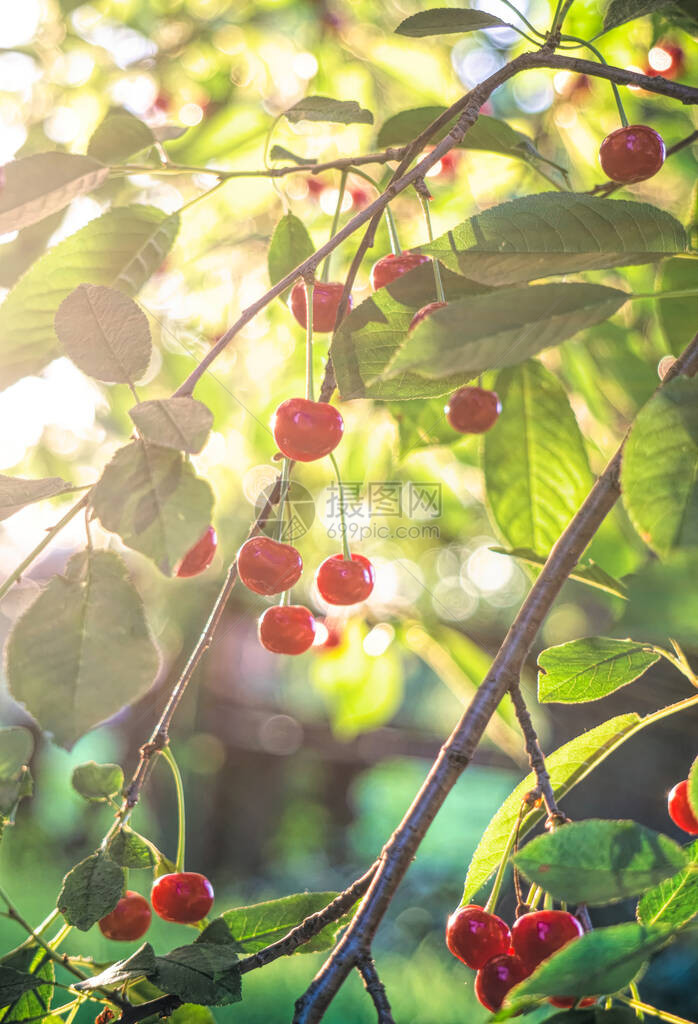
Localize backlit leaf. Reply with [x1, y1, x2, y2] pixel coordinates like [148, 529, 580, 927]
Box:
[57, 850, 125, 930]
[395, 8, 509, 36]
[377, 107, 545, 163]
[537, 637, 659, 703]
[0, 153, 108, 235]
[55, 284, 151, 383]
[283, 97, 373, 125]
[0, 728, 34, 778]
[87, 112, 156, 164]
[637, 839, 698, 927]
[268, 213, 314, 299]
[492, 547, 628, 599]
[0, 475, 71, 521]
[71, 761, 124, 802]
[129, 398, 213, 453]
[220, 891, 351, 954]
[655, 258, 698, 357]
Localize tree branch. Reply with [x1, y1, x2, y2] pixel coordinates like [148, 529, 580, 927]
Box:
[292, 331, 698, 1023]
[508, 682, 566, 825]
[356, 953, 395, 1024]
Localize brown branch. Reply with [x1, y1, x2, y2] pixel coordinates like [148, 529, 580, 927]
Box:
[292, 331, 698, 1023]
[120, 148, 408, 181]
[508, 683, 566, 825]
[356, 953, 396, 1024]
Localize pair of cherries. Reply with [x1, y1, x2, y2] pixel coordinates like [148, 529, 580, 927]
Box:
[98, 871, 214, 941]
[446, 905, 591, 1011]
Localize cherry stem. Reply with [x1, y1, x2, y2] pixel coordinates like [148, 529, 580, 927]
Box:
[483, 811, 521, 915]
[560, 36, 629, 127]
[321, 170, 348, 284]
[329, 453, 352, 562]
[418, 194, 446, 305]
[651, 643, 698, 687]
[161, 745, 186, 873]
[305, 281, 315, 402]
[619, 996, 695, 1024]
[632, 288, 698, 301]
[385, 205, 402, 256]
[495, 0, 546, 39]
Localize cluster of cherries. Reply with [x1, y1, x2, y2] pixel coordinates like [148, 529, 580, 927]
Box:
[446, 905, 592, 1012]
[98, 871, 214, 941]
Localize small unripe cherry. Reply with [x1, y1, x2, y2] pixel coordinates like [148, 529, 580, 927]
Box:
[272, 398, 344, 462]
[667, 779, 698, 835]
[474, 954, 528, 1011]
[98, 891, 151, 941]
[598, 125, 665, 184]
[445, 905, 511, 969]
[151, 872, 214, 924]
[289, 280, 350, 333]
[237, 536, 302, 596]
[408, 300, 447, 332]
[316, 553, 375, 606]
[370, 252, 430, 292]
[445, 386, 501, 434]
[258, 604, 316, 655]
[176, 526, 217, 578]
[511, 910, 584, 973]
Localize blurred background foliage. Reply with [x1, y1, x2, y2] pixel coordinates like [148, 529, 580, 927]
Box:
[0, 0, 697, 1019]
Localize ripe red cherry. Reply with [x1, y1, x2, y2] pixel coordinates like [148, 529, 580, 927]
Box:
[549, 997, 597, 1009]
[668, 779, 698, 835]
[237, 536, 302, 596]
[370, 252, 431, 291]
[289, 280, 350, 333]
[98, 891, 151, 941]
[445, 905, 511, 970]
[598, 125, 665, 184]
[258, 604, 316, 655]
[511, 910, 584, 973]
[409, 300, 447, 332]
[474, 954, 528, 1011]
[316, 553, 375, 606]
[445, 386, 501, 434]
[272, 398, 344, 462]
[176, 526, 217, 578]
[151, 872, 214, 924]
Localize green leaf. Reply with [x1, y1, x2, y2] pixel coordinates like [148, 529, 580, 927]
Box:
[0, 768, 33, 822]
[0, 729, 34, 779]
[0, 969, 43, 1010]
[0, 476, 72, 522]
[508, 924, 673, 1004]
[220, 891, 350, 954]
[7, 550, 159, 749]
[377, 107, 544, 163]
[0, 210, 65, 291]
[462, 713, 641, 904]
[71, 761, 124, 802]
[268, 145, 316, 165]
[378, 284, 626, 382]
[483, 361, 594, 556]
[689, 755, 698, 820]
[537, 638, 659, 704]
[492, 548, 628, 599]
[57, 850, 125, 930]
[655, 258, 698, 357]
[389, 396, 456, 456]
[153, 927, 241, 1006]
[0, 206, 179, 390]
[420, 193, 686, 287]
[638, 839, 698, 927]
[87, 112, 156, 164]
[55, 284, 151, 384]
[107, 827, 158, 869]
[283, 97, 373, 125]
[0, 152, 108, 235]
[621, 377, 698, 557]
[603, 0, 693, 32]
[0, 949, 53, 1024]
[90, 441, 214, 575]
[129, 398, 213, 454]
[169, 1006, 216, 1024]
[267, 213, 314, 299]
[74, 944, 157, 990]
[513, 819, 688, 905]
[395, 8, 509, 36]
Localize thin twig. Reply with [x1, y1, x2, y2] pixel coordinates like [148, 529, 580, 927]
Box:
[356, 953, 396, 1024]
[508, 683, 566, 825]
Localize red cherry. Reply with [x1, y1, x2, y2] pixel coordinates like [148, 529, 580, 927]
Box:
[289, 280, 350, 333]
[645, 42, 684, 80]
[316, 553, 375, 606]
[272, 398, 344, 462]
[409, 300, 447, 332]
[176, 526, 217, 578]
[98, 891, 151, 941]
[370, 252, 431, 291]
[306, 177, 327, 198]
[445, 386, 501, 434]
[258, 604, 316, 655]
[445, 905, 511, 970]
[549, 997, 597, 1009]
[237, 536, 302, 596]
[151, 872, 214, 924]
[598, 125, 665, 184]
[349, 185, 370, 209]
[668, 780, 698, 835]
[474, 954, 528, 1012]
[511, 910, 584, 974]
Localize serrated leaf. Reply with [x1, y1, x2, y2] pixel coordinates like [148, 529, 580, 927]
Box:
[0, 206, 179, 390]
[603, 0, 691, 32]
[508, 924, 673, 1005]
[655, 258, 698, 357]
[220, 892, 350, 954]
[483, 361, 594, 556]
[621, 377, 698, 557]
[0, 476, 72, 522]
[283, 96, 373, 125]
[513, 819, 688, 905]
[0, 949, 53, 1024]
[87, 113, 156, 164]
[57, 850, 125, 930]
[71, 761, 124, 802]
[6, 550, 159, 749]
[0, 969, 43, 1010]
[90, 441, 214, 575]
[129, 398, 213, 453]
[537, 638, 659, 704]
[492, 547, 628, 599]
[689, 756, 698, 819]
[55, 284, 151, 383]
[107, 827, 157, 869]
[153, 930, 241, 1007]
[331, 263, 490, 400]
[379, 284, 627, 382]
[75, 944, 157, 990]
[638, 839, 698, 927]
[420, 193, 686, 287]
[267, 213, 314, 299]
[396, 8, 509, 36]
[0, 153, 108, 235]
[462, 714, 641, 904]
[0, 729, 34, 779]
